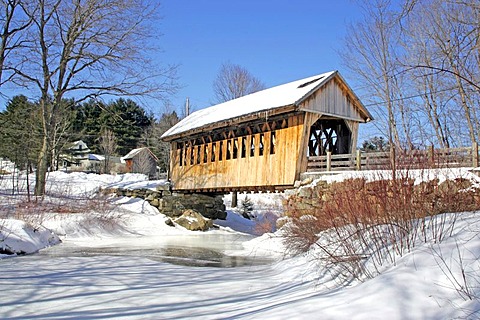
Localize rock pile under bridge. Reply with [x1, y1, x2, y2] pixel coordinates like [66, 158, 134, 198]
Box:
[109, 184, 227, 221]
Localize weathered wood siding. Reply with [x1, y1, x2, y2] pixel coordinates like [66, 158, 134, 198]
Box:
[169, 114, 305, 191]
[300, 78, 364, 122]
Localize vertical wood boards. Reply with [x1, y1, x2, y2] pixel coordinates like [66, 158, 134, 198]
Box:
[301, 78, 364, 122]
[344, 120, 359, 154]
[295, 112, 321, 179]
[170, 114, 305, 191]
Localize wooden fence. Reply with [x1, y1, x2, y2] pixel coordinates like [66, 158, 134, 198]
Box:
[307, 143, 479, 172]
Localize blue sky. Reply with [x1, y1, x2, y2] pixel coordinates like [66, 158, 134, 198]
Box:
[1, 1, 365, 120]
[159, 0, 361, 114]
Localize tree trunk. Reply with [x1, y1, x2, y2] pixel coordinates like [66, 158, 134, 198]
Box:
[35, 136, 49, 197]
[26, 160, 31, 202]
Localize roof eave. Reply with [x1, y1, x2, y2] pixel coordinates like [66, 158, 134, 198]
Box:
[162, 104, 296, 142]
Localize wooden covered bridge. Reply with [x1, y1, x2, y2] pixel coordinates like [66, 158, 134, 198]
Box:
[161, 70, 373, 193]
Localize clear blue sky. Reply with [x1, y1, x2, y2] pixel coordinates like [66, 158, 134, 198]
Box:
[159, 0, 361, 114]
[0, 0, 364, 118]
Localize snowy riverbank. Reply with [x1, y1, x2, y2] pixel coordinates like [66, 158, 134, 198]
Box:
[1, 170, 479, 319]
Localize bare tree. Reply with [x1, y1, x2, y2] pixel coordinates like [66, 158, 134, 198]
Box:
[341, 0, 407, 173]
[10, 0, 177, 196]
[342, 0, 480, 150]
[399, 0, 480, 147]
[98, 129, 117, 174]
[0, 0, 31, 87]
[213, 62, 266, 103]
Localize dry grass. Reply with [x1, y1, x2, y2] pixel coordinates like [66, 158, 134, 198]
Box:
[11, 193, 120, 231]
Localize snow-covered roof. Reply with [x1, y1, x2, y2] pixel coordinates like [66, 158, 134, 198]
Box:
[162, 70, 366, 140]
[70, 140, 90, 150]
[123, 148, 144, 160]
[122, 147, 158, 161]
[88, 154, 105, 161]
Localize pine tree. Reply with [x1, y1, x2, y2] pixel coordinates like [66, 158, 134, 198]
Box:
[240, 196, 254, 220]
[73, 98, 153, 156]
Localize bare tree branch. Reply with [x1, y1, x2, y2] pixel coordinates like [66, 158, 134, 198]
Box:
[213, 62, 265, 103]
[7, 0, 178, 196]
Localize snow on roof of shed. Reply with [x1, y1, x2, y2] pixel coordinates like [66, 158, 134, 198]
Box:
[123, 148, 145, 160]
[122, 147, 158, 161]
[88, 154, 105, 161]
[162, 70, 341, 140]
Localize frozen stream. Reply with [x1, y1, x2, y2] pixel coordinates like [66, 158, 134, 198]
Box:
[0, 233, 304, 319]
[38, 233, 276, 268]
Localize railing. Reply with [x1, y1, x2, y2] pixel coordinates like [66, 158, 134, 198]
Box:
[307, 143, 479, 172]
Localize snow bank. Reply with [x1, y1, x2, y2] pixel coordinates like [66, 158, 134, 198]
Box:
[44, 171, 151, 196]
[0, 219, 60, 257]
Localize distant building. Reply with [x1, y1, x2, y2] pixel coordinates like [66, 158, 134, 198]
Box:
[122, 147, 159, 178]
[0, 158, 15, 174]
[61, 140, 91, 170]
[60, 141, 125, 173]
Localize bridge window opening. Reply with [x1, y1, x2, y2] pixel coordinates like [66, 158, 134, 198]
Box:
[196, 145, 201, 164]
[309, 129, 322, 156]
[177, 120, 285, 167]
[233, 138, 238, 159]
[270, 131, 276, 154]
[259, 134, 264, 156]
[183, 146, 188, 166]
[226, 140, 232, 160]
[241, 137, 247, 158]
[178, 143, 184, 167]
[204, 144, 208, 163]
[250, 136, 256, 157]
[211, 142, 216, 162]
[308, 119, 351, 156]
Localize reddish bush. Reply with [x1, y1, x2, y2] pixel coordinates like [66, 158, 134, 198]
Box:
[282, 171, 480, 280]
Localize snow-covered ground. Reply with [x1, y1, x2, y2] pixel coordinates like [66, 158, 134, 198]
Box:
[0, 170, 479, 319]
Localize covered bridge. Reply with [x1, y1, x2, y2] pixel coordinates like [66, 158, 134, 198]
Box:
[161, 70, 372, 192]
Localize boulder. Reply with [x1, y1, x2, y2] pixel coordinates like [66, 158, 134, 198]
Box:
[165, 218, 175, 227]
[149, 198, 160, 207]
[174, 209, 213, 231]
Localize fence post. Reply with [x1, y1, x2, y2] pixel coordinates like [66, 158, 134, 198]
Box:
[356, 149, 361, 171]
[326, 151, 332, 172]
[473, 142, 478, 167]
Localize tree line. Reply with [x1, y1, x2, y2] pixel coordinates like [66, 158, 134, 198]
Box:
[0, 95, 180, 175]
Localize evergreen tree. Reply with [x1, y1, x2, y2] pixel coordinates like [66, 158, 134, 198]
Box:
[0, 96, 42, 169]
[102, 99, 153, 156]
[240, 196, 254, 220]
[73, 98, 153, 156]
[72, 100, 105, 152]
[361, 136, 389, 152]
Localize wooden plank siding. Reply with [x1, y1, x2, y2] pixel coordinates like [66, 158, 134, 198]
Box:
[169, 114, 305, 192]
[300, 78, 365, 123]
